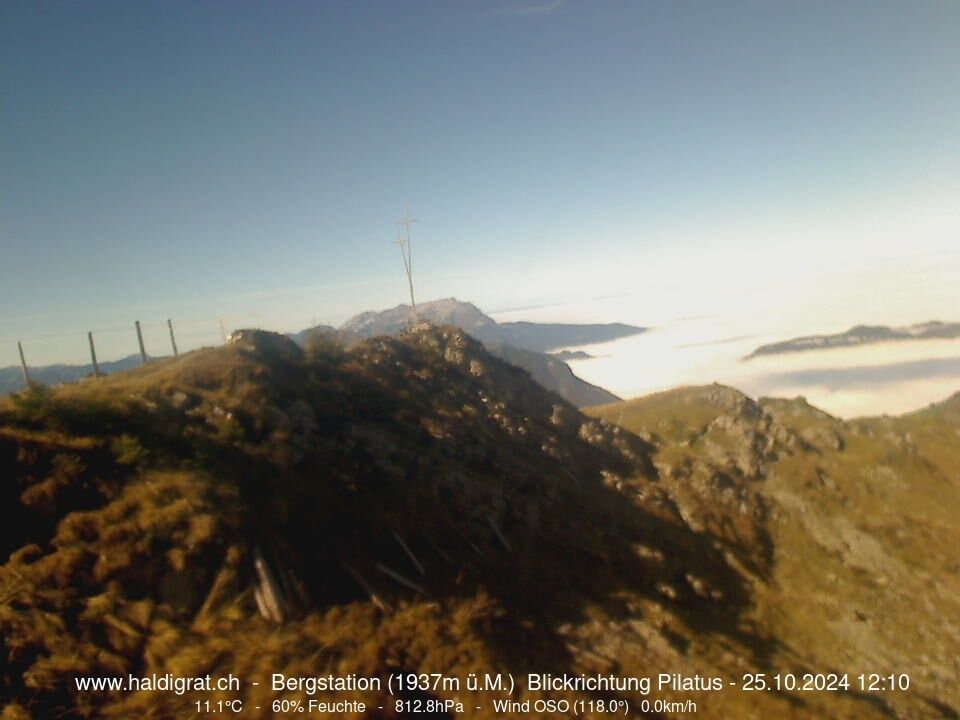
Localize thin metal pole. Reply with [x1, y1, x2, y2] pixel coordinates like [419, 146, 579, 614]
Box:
[404, 241, 417, 321]
[219, 318, 228, 345]
[88, 332, 101, 377]
[17, 341, 30, 385]
[135, 321, 147, 364]
[167, 318, 179, 357]
[396, 207, 418, 322]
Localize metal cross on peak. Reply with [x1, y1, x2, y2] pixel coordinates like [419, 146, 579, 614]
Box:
[396, 209, 417, 243]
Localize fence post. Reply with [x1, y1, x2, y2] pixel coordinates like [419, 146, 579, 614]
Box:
[135, 321, 147, 364]
[167, 318, 179, 357]
[88, 332, 101, 377]
[17, 341, 30, 385]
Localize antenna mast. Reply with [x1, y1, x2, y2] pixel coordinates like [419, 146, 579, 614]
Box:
[395, 207, 418, 323]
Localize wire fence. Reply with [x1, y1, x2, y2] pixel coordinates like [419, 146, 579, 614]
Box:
[4, 316, 245, 389]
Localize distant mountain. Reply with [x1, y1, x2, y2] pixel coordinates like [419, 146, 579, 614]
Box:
[340, 298, 646, 352]
[552, 350, 594, 361]
[292, 326, 618, 408]
[745, 320, 960, 359]
[340, 298, 496, 339]
[0, 354, 145, 395]
[335, 298, 637, 406]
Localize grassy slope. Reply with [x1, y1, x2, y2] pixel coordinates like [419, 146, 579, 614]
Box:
[587, 385, 960, 719]
[0, 330, 760, 719]
[2, 329, 957, 719]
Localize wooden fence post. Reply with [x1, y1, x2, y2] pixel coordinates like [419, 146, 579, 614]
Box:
[167, 318, 179, 357]
[17, 341, 30, 385]
[88, 332, 101, 377]
[135, 321, 147, 364]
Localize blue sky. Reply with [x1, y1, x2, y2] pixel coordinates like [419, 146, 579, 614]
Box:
[2, 0, 959, 364]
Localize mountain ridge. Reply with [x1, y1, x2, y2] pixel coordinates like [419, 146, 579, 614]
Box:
[300, 298, 640, 407]
[746, 320, 960, 359]
[1, 299, 638, 408]
[338, 297, 646, 353]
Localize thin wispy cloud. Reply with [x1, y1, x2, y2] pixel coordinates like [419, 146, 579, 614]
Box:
[492, 0, 567, 17]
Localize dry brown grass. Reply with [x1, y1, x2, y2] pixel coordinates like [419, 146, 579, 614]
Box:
[2, 334, 957, 718]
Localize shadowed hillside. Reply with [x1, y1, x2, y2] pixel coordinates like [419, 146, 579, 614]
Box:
[1, 332, 957, 718]
[0, 328, 748, 719]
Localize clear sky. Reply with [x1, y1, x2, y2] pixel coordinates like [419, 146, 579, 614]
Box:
[2, 0, 959, 365]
